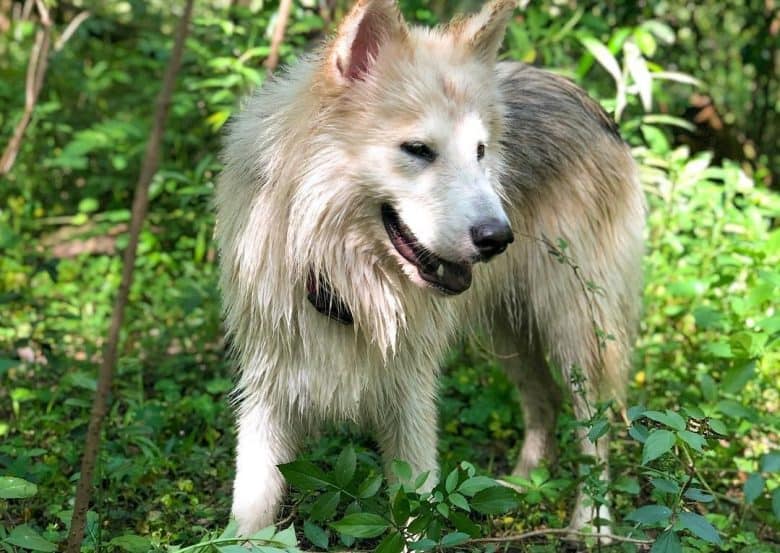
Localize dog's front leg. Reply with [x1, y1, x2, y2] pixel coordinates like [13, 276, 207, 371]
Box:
[232, 397, 299, 536]
[374, 375, 439, 492]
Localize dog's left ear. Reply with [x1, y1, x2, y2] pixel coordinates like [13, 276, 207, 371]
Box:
[452, 0, 516, 64]
[327, 0, 408, 84]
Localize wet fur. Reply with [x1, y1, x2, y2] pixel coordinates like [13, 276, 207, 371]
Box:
[216, 0, 644, 537]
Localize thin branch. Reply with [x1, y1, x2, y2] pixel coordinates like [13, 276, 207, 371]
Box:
[265, 0, 293, 73]
[33, 0, 50, 25]
[467, 528, 653, 546]
[55, 11, 90, 52]
[0, 0, 52, 175]
[63, 1, 195, 551]
[0, 25, 49, 174]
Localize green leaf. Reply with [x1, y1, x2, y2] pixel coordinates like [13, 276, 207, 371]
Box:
[444, 468, 458, 493]
[278, 461, 334, 491]
[627, 405, 646, 421]
[708, 418, 727, 436]
[391, 492, 410, 525]
[716, 400, 755, 421]
[449, 511, 480, 537]
[274, 524, 297, 547]
[334, 446, 356, 487]
[761, 451, 780, 473]
[722, 361, 756, 393]
[580, 36, 622, 86]
[529, 466, 549, 487]
[457, 476, 496, 497]
[0, 476, 38, 499]
[678, 512, 721, 545]
[357, 474, 382, 499]
[330, 513, 389, 538]
[303, 521, 328, 549]
[633, 27, 657, 56]
[772, 488, 780, 519]
[78, 197, 99, 213]
[650, 529, 681, 553]
[109, 535, 152, 553]
[642, 20, 675, 44]
[310, 491, 341, 522]
[459, 461, 476, 478]
[448, 492, 470, 512]
[643, 410, 686, 431]
[624, 41, 652, 110]
[625, 504, 672, 524]
[375, 531, 404, 553]
[650, 478, 679, 494]
[249, 526, 277, 541]
[587, 419, 610, 443]
[470, 486, 519, 515]
[440, 532, 470, 548]
[0, 358, 18, 374]
[613, 476, 640, 494]
[413, 471, 431, 490]
[409, 538, 437, 551]
[704, 341, 732, 359]
[391, 460, 412, 482]
[642, 429, 676, 464]
[743, 472, 764, 504]
[677, 430, 706, 452]
[730, 332, 767, 359]
[629, 423, 649, 443]
[218, 520, 238, 540]
[684, 488, 715, 503]
[4, 525, 57, 552]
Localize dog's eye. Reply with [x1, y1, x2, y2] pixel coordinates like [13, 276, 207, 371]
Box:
[401, 141, 437, 162]
[477, 143, 485, 160]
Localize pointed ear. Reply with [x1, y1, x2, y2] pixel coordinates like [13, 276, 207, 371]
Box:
[327, 0, 408, 84]
[451, 0, 516, 63]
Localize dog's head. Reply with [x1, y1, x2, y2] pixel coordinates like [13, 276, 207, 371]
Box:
[317, 0, 516, 296]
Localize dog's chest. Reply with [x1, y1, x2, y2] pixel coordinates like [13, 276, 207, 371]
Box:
[291, 310, 456, 422]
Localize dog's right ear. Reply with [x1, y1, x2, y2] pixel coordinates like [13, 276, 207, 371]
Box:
[449, 0, 516, 64]
[327, 0, 408, 84]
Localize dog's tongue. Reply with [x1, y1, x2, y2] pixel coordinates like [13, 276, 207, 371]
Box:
[419, 259, 472, 295]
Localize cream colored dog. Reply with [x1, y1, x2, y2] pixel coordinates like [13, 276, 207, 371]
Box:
[216, 0, 644, 538]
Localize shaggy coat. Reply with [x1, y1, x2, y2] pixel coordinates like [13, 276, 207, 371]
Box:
[216, 0, 645, 537]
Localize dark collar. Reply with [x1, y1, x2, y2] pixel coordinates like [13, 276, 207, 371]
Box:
[306, 271, 354, 325]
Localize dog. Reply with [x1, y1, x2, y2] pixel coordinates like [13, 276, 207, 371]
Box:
[216, 0, 645, 538]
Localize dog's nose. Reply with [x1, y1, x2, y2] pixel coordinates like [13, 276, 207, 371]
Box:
[471, 220, 514, 261]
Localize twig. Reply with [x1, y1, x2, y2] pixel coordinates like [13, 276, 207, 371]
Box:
[33, 0, 50, 25]
[63, 1, 195, 551]
[265, 0, 293, 73]
[467, 528, 653, 546]
[54, 10, 90, 52]
[679, 443, 724, 508]
[0, 1, 50, 175]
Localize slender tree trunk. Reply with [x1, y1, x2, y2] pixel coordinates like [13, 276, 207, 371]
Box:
[63, 1, 194, 551]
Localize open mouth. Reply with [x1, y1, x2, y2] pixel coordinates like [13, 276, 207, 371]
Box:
[381, 204, 472, 295]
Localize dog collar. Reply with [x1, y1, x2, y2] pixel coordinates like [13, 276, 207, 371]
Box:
[306, 271, 354, 325]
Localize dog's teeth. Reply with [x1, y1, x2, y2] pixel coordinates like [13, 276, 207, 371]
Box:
[436, 264, 444, 277]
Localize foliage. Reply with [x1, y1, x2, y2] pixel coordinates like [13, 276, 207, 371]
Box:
[0, 1, 778, 552]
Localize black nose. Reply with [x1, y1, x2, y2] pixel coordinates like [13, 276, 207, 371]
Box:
[470, 219, 514, 261]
